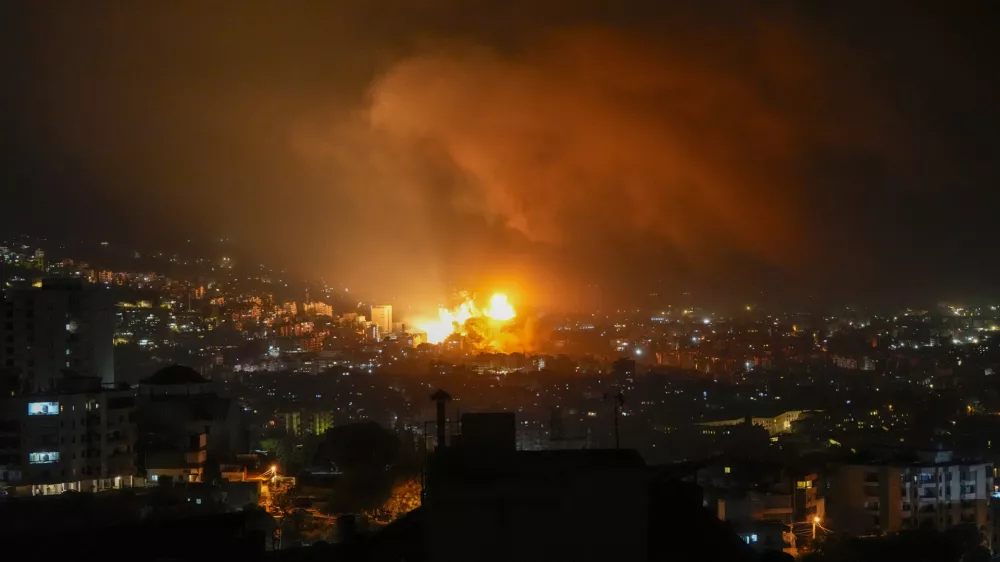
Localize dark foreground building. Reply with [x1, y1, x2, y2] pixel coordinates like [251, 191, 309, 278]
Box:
[0, 407, 779, 562]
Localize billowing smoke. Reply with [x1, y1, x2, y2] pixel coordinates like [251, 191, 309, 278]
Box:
[6, 3, 907, 309]
[304, 23, 891, 308]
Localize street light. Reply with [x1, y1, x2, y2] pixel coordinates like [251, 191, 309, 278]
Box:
[812, 516, 821, 539]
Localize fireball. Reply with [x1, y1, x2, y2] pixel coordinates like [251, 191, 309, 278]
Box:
[416, 292, 516, 344]
[484, 293, 515, 321]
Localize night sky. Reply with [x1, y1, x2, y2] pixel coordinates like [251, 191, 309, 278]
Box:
[2, 2, 998, 310]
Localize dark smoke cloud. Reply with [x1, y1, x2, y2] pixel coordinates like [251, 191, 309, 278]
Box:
[311, 21, 894, 307]
[3, 2, 997, 311]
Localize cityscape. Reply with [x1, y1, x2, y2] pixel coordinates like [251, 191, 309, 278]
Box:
[4, 234, 1000, 560]
[3, 2, 1000, 562]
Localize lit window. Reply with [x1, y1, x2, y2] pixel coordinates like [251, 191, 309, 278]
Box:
[724, 466, 731, 474]
[27, 402, 59, 416]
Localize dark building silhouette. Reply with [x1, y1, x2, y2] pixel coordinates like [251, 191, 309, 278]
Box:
[0, 278, 114, 391]
[361, 405, 760, 562]
[136, 365, 247, 482]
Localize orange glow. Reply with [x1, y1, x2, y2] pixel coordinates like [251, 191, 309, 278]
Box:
[416, 292, 516, 344]
[484, 293, 515, 321]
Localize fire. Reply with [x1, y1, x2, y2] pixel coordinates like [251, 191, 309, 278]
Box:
[484, 293, 515, 321]
[416, 292, 516, 344]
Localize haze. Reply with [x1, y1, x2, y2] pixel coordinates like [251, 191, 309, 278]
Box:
[3, 1, 998, 310]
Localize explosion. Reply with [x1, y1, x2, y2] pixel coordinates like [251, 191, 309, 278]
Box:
[416, 292, 516, 345]
[484, 293, 515, 321]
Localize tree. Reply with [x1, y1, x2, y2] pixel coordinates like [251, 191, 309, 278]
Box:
[944, 523, 990, 562]
[363, 479, 421, 523]
[269, 479, 293, 514]
[312, 422, 402, 513]
[315, 422, 399, 473]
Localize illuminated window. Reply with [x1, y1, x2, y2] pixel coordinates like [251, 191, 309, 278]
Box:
[797, 480, 812, 489]
[724, 466, 731, 474]
[27, 402, 59, 416]
[29, 452, 59, 464]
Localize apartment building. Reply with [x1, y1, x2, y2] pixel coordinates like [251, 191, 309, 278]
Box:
[0, 375, 137, 496]
[829, 451, 992, 540]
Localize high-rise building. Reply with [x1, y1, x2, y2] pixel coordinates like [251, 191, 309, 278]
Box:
[370, 304, 392, 336]
[366, 323, 381, 343]
[0, 375, 137, 496]
[0, 278, 115, 392]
